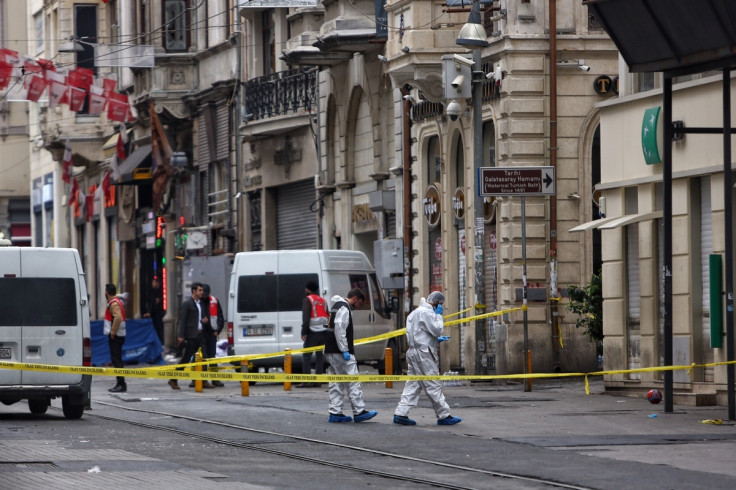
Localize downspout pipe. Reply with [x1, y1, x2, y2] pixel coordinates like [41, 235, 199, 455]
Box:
[233, 4, 242, 252]
[549, 0, 561, 368]
[400, 85, 414, 314]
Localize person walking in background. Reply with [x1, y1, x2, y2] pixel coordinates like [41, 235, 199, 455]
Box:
[297, 281, 328, 388]
[200, 283, 225, 387]
[143, 276, 165, 346]
[324, 288, 378, 423]
[169, 282, 213, 390]
[393, 291, 461, 426]
[104, 284, 127, 393]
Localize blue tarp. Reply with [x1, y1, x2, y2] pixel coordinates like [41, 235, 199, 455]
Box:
[91, 318, 166, 366]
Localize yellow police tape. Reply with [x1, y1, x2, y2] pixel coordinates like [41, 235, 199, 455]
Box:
[2, 303, 736, 393]
[2, 360, 736, 393]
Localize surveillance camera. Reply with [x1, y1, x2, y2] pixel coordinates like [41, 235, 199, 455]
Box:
[451, 74, 465, 89]
[446, 100, 463, 121]
[377, 54, 388, 63]
[578, 64, 590, 72]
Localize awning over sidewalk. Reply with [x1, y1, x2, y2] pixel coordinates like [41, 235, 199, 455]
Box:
[569, 211, 662, 232]
[569, 216, 619, 232]
[112, 145, 152, 185]
[598, 211, 663, 230]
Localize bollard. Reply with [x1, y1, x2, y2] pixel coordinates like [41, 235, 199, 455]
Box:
[240, 359, 249, 397]
[284, 348, 291, 391]
[194, 348, 203, 392]
[524, 350, 533, 392]
[385, 347, 393, 388]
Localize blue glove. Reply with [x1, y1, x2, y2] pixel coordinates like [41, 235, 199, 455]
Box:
[437, 336, 450, 343]
[434, 303, 444, 315]
[342, 351, 351, 361]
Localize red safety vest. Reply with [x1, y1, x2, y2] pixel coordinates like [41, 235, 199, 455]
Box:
[105, 296, 126, 322]
[104, 296, 126, 336]
[307, 293, 329, 330]
[209, 294, 220, 318]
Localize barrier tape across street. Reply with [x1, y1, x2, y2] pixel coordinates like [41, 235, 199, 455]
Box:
[2, 304, 735, 394]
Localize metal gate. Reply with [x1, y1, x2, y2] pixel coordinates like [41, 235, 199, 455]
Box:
[276, 180, 317, 249]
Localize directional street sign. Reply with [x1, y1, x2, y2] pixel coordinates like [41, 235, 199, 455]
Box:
[478, 166, 556, 196]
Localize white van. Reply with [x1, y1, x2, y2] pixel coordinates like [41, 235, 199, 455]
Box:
[0, 247, 92, 419]
[226, 250, 396, 373]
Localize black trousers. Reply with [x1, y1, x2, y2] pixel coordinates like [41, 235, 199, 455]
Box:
[171, 332, 209, 383]
[302, 330, 328, 375]
[109, 335, 125, 385]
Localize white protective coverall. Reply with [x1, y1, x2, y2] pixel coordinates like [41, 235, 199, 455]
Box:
[394, 297, 451, 419]
[325, 295, 366, 415]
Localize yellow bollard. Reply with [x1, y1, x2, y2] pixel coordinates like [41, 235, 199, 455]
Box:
[240, 359, 249, 397]
[194, 348, 203, 392]
[284, 348, 292, 391]
[385, 347, 393, 389]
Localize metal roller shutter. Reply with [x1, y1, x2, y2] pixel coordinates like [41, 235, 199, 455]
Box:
[197, 111, 208, 171]
[216, 102, 229, 162]
[700, 179, 713, 381]
[276, 180, 317, 249]
[626, 225, 641, 379]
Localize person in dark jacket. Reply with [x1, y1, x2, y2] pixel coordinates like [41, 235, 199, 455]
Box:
[168, 282, 213, 390]
[197, 283, 225, 387]
[143, 276, 165, 346]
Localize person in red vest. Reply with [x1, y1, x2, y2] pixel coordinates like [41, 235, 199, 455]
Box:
[104, 284, 127, 393]
[297, 281, 329, 388]
[200, 283, 225, 387]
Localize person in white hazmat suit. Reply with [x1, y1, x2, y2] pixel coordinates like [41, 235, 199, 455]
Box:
[393, 291, 462, 426]
[324, 288, 378, 423]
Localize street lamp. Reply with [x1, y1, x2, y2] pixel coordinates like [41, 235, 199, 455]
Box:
[456, 0, 489, 376]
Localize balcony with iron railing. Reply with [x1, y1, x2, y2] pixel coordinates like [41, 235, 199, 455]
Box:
[242, 68, 317, 139]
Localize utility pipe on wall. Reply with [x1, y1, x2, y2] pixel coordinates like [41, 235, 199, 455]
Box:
[549, 0, 561, 369]
[400, 85, 414, 314]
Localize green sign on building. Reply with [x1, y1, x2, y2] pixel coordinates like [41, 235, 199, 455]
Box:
[642, 106, 661, 165]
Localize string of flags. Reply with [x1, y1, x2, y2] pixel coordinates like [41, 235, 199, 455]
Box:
[0, 47, 133, 122]
[0, 48, 133, 219]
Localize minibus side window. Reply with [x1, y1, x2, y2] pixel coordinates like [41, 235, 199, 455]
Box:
[348, 274, 370, 311]
[0, 278, 77, 326]
[276, 273, 319, 311]
[369, 273, 391, 319]
[237, 275, 277, 312]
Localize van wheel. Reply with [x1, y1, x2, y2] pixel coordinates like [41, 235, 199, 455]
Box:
[62, 397, 85, 420]
[28, 399, 49, 415]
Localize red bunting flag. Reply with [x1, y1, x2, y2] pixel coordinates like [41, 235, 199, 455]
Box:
[107, 97, 129, 122]
[0, 59, 12, 90]
[26, 75, 48, 102]
[88, 85, 106, 115]
[102, 77, 116, 98]
[68, 178, 78, 207]
[62, 139, 73, 184]
[47, 71, 67, 108]
[68, 86, 86, 112]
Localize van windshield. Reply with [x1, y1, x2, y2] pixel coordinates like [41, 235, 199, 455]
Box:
[237, 273, 319, 313]
[0, 278, 78, 326]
